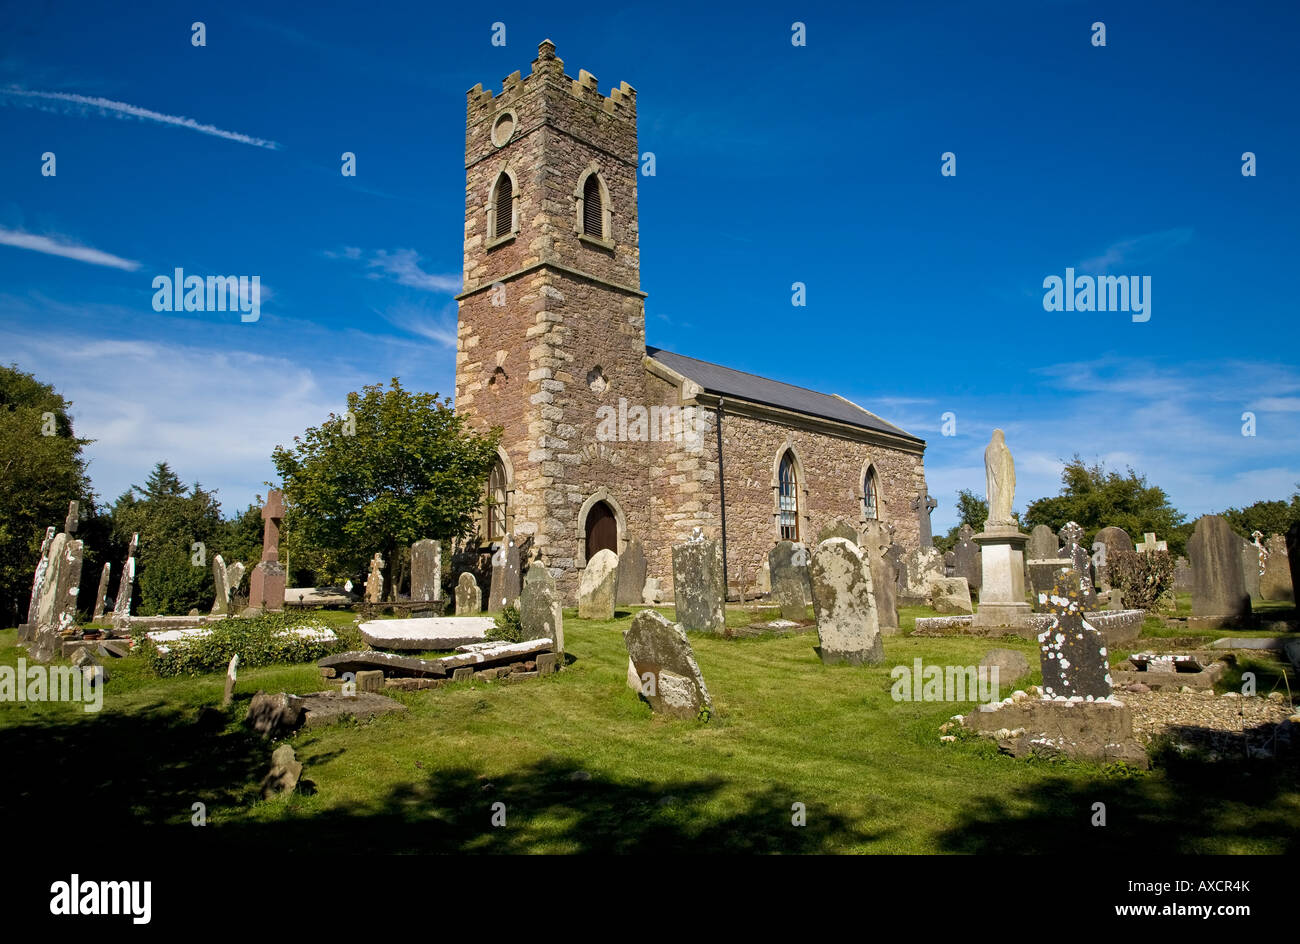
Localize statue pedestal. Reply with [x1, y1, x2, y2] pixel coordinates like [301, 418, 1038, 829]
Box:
[249, 560, 286, 612]
[971, 526, 1030, 629]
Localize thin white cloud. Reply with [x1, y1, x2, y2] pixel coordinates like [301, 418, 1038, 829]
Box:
[0, 87, 282, 150]
[376, 302, 459, 348]
[0, 226, 140, 270]
[329, 246, 460, 294]
[1077, 227, 1193, 274]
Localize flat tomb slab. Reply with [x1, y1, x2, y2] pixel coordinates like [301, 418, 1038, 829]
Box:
[295, 691, 407, 727]
[319, 650, 448, 678]
[359, 616, 497, 651]
[1209, 636, 1287, 650]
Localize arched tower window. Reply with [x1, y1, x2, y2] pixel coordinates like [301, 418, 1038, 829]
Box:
[492, 172, 513, 240]
[485, 459, 507, 541]
[778, 451, 800, 541]
[863, 467, 879, 520]
[582, 173, 603, 237]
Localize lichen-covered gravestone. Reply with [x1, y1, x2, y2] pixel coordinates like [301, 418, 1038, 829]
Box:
[671, 536, 725, 633]
[623, 609, 712, 720]
[1038, 573, 1112, 701]
[769, 540, 811, 621]
[1188, 515, 1251, 628]
[410, 539, 442, 615]
[1241, 536, 1264, 605]
[487, 534, 520, 613]
[809, 537, 883, 665]
[1261, 533, 1293, 602]
[816, 518, 858, 545]
[860, 520, 898, 634]
[520, 565, 564, 656]
[578, 548, 618, 620]
[30, 528, 84, 663]
[455, 571, 481, 614]
[92, 561, 112, 622]
[616, 537, 648, 606]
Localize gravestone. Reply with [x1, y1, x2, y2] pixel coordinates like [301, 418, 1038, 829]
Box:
[901, 546, 944, 602]
[1058, 521, 1098, 607]
[111, 533, 138, 628]
[817, 518, 859, 545]
[248, 490, 286, 612]
[455, 571, 481, 614]
[1173, 555, 1193, 591]
[769, 540, 811, 621]
[809, 537, 883, 665]
[754, 560, 771, 595]
[1038, 572, 1112, 701]
[364, 553, 385, 604]
[1260, 533, 1293, 602]
[22, 525, 58, 635]
[671, 537, 726, 633]
[1136, 532, 1168, 554]
[210, 554, 235, 615]
[222, 654, 239, 708]
[520, 565, 564, 656]
[884, 542, 905, 596]
[952, 523, 981, 593]
[1188, 515, 1251, 628]
[410, 539, 442, 615]
[930, 576, 973, 614]
[487, 534, 520, 613]
[911, 494, 938, 547]
[1241, 536, 1264, 605]
[1092, 526, 1134, 590]
[943, 550, 955, 578]
[859, 520, 898, 634]
[616, 538, 648, 606]
[1026, 524, 1059, 562]
[92, 561, 112, 622]
[624, 609, 712, 720]
[30, 527, 84, 662]
[578, 548, 618, 620]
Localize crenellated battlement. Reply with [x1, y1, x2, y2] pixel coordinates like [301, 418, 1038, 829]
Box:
[467, 39, 636, 120]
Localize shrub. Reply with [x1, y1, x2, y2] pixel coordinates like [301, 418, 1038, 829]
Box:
[487, 605, 523, 644]
[1107, 549, 1174, 610]
[137, 611, 344, 677]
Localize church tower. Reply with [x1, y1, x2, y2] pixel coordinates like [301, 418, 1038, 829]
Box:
[455, 40, 649, 596]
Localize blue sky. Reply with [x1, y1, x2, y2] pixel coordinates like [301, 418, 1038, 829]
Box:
[1, 0, 1297, 532]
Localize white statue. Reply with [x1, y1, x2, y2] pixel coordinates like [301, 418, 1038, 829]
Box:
[984, 429, 1015, 528]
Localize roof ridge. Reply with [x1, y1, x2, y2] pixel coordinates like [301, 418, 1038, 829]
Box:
[645, 345, 853, 401]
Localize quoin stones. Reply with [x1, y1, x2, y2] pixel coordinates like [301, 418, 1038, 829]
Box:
[623, 609, 712, 720]
[808, 537, 883, 665]
[671, 536, 726, 633]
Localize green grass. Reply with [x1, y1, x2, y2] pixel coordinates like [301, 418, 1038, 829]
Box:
[2, 604, 1299, 854]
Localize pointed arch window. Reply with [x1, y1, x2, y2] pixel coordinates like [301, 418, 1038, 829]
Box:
[582, 173, 603, 237]
[778, 451, 800, 541]
[485, 459, 507, 541]
[863, 467, 879, 520]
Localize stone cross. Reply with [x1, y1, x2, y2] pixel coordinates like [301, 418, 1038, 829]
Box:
[365, 553, 385, 604]
[911, 494, 938, 547]
[1136, 532, 1167, 554]
[261, 490, 285, 561]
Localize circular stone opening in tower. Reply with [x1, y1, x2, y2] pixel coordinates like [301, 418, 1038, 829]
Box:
[491, 111, 516, 147]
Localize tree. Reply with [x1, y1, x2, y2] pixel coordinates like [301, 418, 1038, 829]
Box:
[1023, 456, 1187, 556]
[936, 489, 1018, 552]
[111, 462, 226, 616]
[1219, 490, 1300, 540]
[271, 379, 500, 597]
[0, 365, 95, 626]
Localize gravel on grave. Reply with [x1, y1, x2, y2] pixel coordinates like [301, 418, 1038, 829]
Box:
[1119, 688, 1295, 756]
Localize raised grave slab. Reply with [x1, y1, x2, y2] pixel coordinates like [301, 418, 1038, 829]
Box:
[359, 616, 496, 651]
[320, 650, 448, 678]
[296, 691, 407, 728]
[1209, 636, 1287, 651]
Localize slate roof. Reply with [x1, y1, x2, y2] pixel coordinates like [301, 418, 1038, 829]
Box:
[646, 346, 923, 444]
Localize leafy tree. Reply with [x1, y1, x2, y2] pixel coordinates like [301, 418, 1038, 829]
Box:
[0, 365, 95, 625]
[936, 489, 1017, 552]
[1219, 490, 1300, 540]
[1023, 456, 1187, 556]
[271, 378, 500, 597]
[111, 462, 225, 615]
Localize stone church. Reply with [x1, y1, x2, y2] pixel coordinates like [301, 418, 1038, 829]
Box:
[455, 40, 931, 600]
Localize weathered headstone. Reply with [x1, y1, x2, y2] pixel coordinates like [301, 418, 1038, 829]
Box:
[1136, 532, 1168, 554]
[248, 490, 286, 612]
[260, 744, 303, 800]
[455, 571, 481, 614]
[22, 525, 58, 635]
[1038, 572, 1112, 700]
[1261, 533, 1293, 602]
[487, 534, 520, 613]
[624, 609, 713, 720]
[884, 542, 905, 596]
[222, 654, 240, 708]
[29, 527, 84, 662]
[911, 493, 938, 547]
[671, 537, 726, 633]
[1173, 555, 1193, 591]
[92, 561, 112, 622]
[980, 648, 1030, 687]
[410, 539, 442, 615]
[642, 576, 664, 604]
[210, 554, 234, 615]
[364, 553, 385, 604]
[1092, 526, 1134, 590]
[615, 537, 648, 606]
[943, 550, 956, 577]
[860, 520, 898, 633]
[930, 576, 973, 614]
[952, 523, 981, 593]
[1188, 515, 1252, 628]
[1026, 524, 1058, 562]
[809, 537, 883, 665]
[111, 533, 138, 628]
[1241, 535, 1265, 605]
[769, 540, 811, 621]
[901, 545, 944, 601]
[520, 565, 564, 656]
[1058, 521, 1098, 606]
[578, 548, 618, 620]
[817, 518, 859, 545]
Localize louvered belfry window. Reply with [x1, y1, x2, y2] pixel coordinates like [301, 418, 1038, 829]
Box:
[494, 174, 512, 239]
[778, 452, 799, 540]
[582, 174, 603, 237]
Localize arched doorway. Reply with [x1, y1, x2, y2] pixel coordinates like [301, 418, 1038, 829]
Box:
[585, 501, 618, 559]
